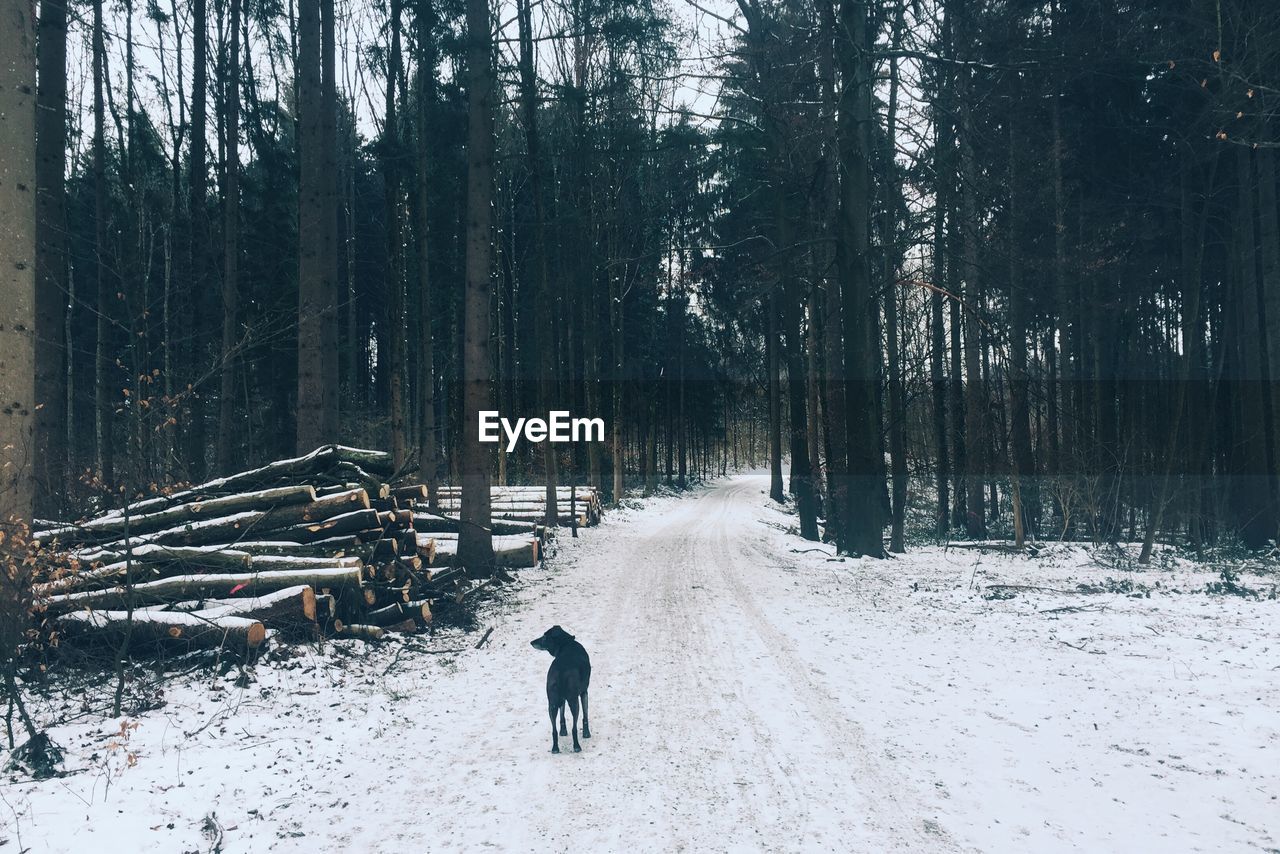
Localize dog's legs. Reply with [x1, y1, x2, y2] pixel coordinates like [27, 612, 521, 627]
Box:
[568, 695, 581, 752]
[559, 701, 568, 736]
[548, 699, 560, 753]
[580, 690, 590, 739]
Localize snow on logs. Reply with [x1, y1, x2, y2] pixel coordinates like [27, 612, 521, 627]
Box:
[30, 446, 599, 655]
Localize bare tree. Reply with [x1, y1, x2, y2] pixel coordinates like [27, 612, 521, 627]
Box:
[1, 0, 38, 659]
[217, 0, 242, 473]
[296, 0, 338, 453]
[457, 0, 495, 571]
[34, 0, 66, 514]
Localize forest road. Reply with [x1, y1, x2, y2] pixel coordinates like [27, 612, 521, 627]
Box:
[394, 475, 957, 854]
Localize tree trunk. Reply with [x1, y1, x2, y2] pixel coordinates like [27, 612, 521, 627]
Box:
[958, 59, 986, 539]
[0, 0, 37, 658]
[296, 0, 337, 453]
[514, 0, 559, 526]
[882, 3, 907, 553]
[385, 0, 407, 472]
[217, 0, 241, 474]
[835, 0, 885, 557]
[33, 0, 67, 516]
[817, 0, 847, 548]
[457, 0, 495, 572]
[930, 119, 950, 537]
[186, 0, 209, 480]
[767, 293, 785, 503]
[414, 0, 439, 508]
[777, 192, 819, 539]
[1139, 152, 1216, 563]
[1230, 146, 1272, 547]
[1049, 93, 1069, 536]
[92, 0, 114, 488]
[1257, 142, 1280, 542]
[319, 0, 338, 441]
[1007, 116, 1036, 545]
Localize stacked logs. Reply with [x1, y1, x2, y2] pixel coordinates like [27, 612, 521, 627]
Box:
[431, 486, 604, 528]
[29, 446, 597, 655]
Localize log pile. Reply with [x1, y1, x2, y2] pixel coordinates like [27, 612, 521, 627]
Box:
[29, 446, 600, 656]
[432, 486, 604, 528]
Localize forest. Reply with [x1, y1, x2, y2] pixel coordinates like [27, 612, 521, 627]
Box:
[3, 2, 1280, 848]
[3, 0, 1280, 566]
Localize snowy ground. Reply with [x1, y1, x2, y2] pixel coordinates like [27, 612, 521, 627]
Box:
[4, 474, 1279, 853]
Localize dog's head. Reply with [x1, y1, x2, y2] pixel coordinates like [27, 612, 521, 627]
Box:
[530, 625, 575, 655]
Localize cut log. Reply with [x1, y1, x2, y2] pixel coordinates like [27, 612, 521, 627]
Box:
[70, 544, 253, 572]
[334, 621, 384, 641]
[423, 567, 466, 588]
[435, 485, 598, 498]
[172, 586, 317, 635]
[250, 508, 381, 543]
[232, 537, 358, 556]
[411, 511, 539, 537]
[425, 534, 539, 568]
[35, 560, 133, 597]
[42, 566, 364, 614]
[102, 489, 372, 549]
[410, 512, 460, 534]
[247, 555, 363, 572]
[56, 610, 266, 651]
[487, 510, 589, 527]
[161, 585, 317, 621]
[366, 600, 431, 626]
[326, 460, 391, 494]
[33, 485, 319, 546]
[35, 549, 258, 597]
[86, 445, 391, 521]
[392, 485, 427, 502]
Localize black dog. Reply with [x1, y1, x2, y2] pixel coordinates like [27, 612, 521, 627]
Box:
[530, 626, 591, 753]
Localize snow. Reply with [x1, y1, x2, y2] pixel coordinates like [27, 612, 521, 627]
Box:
[5, 474, 1278, 852]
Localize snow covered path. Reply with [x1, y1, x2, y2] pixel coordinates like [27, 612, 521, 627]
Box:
[405, 475, 954, 853]
[6, 474, 1278, 852]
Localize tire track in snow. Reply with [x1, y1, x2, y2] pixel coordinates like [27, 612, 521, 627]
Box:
[706, 478, 958, 851]
[566, 476, 955, 851]
[401, 477, 956, 853]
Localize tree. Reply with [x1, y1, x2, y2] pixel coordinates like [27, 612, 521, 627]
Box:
[187, 0, 209, 478]
[1, 0, 38, 652]
[33, 0, 66, 514]
[514, 0, 559, 525]
[414, 0, 439, 507]
[835, 0, 886, 557]
[217, 0, 242, 474]
[295, 0, 338, 453]
[457, 0, 495, 571]
[384, 0, 407, 471]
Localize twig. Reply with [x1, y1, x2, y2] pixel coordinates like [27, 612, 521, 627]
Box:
[986, 583, 1077, 595]
[1039, 604, 1106, 615]
[474, 627, 494, 649]
[1059, 639, 1105, 654]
